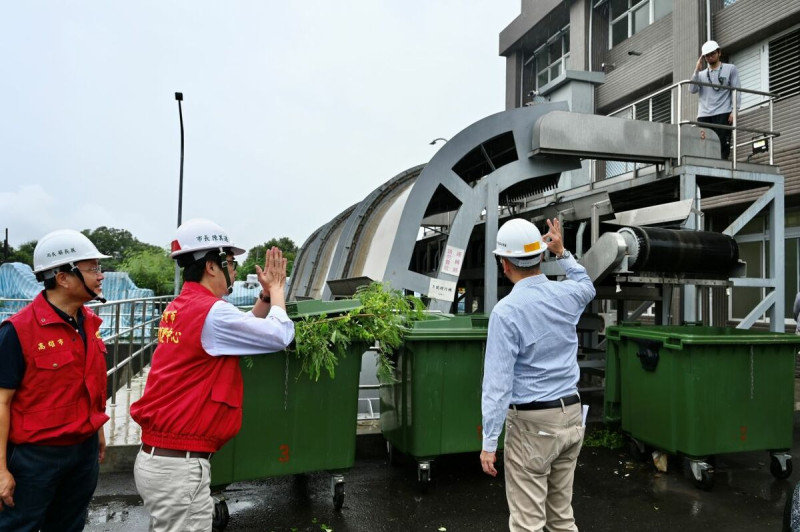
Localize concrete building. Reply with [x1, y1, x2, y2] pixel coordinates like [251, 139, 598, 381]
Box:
[500, 0, 800, 329]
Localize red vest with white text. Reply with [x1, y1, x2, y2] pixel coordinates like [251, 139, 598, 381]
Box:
[6, 292, 109, 445]
[130, 282, 243, 453]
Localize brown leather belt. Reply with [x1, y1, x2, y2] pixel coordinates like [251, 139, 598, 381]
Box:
[511, 394, 581, 411]
[141, 444, 213, 460]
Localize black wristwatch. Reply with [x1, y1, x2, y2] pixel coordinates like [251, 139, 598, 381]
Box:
[257, 291, 271, 303]
[557, 249, 571, 260]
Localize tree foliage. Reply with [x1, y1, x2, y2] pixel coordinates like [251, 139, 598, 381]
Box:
[119, 248, 175, 296]
[237, 237, 298, 281]
[2, 240, 36, 267]
[287, 282, 424, 382]
[81, 226, 162, 272]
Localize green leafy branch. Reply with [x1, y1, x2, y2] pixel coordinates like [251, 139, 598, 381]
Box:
[289, 282, 424, 381]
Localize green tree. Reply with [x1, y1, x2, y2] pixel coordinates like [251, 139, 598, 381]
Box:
[2, 240, 36, 267]
[119, 248, 174, 295]
[81, 226, 161, 271]
[237, 237, 298, 281]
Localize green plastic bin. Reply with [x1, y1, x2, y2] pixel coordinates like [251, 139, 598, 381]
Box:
[604, 324, 800, 488]
[210, 299, 366, 516]
[380, 314, 500, 483]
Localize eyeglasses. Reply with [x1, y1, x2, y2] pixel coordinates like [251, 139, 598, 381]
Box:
[76, 265, 102, 274]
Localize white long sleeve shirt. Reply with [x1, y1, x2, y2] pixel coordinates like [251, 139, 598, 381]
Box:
[201, 300, 295, 356]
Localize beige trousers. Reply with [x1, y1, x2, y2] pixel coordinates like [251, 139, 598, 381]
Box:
[134, 449, 214, 532]
[503, 402, 584, 532]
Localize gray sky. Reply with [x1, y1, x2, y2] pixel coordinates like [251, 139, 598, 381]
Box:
[1, 1, 518, 255]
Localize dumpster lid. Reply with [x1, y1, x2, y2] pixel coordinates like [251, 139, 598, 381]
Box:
[606, 324, 800, 349]
[285, 299, 363, 319]
[405, 314, 489, 340]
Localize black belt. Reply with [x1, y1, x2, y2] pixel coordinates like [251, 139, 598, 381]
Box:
[141, 444, 213, 460]
[511, 394, 580, 411]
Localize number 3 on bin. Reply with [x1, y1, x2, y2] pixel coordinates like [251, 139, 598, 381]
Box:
[279, 444, 290, 462]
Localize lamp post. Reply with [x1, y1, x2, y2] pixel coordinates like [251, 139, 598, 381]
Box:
[174, 92, 185, 296]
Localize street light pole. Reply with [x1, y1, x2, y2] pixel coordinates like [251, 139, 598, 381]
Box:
[174, 92, 185, 296]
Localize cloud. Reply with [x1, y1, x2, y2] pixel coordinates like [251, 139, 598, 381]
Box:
[0, 185, 119, 245]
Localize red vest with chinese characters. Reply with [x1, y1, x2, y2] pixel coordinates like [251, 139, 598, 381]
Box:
[130, 282, 243, 453]
[6, 292, 109, 445]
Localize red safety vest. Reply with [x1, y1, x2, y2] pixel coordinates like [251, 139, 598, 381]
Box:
[130, 282, 243, 453]
[6, 292, 109, 445]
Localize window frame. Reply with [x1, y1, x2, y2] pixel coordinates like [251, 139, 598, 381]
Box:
[525, 25, 571, 93]
[608, 0, 672, 48]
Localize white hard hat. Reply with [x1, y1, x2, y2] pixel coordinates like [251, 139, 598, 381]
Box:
[701, 40, 720, 56]
[33, 229, 110, 278]
[170, 218, 245, 261]
[493, 219, 546, 267]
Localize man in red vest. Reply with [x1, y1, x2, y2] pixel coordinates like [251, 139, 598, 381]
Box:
[0, 229, 110, 531]
[130, 218, 295, 531]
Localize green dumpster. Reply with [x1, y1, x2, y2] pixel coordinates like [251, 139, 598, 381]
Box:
[210, 299, 366, 521]
[604, 324, 800, 489]
[380, 314, 500, 485]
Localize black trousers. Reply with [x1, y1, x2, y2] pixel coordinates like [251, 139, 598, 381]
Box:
[0, 433, 99, 532]
[698, 113, 732, 160]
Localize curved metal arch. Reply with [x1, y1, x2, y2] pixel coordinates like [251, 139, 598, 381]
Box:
[288, 204, 356, 300]
[321, 165, 424, 300]
[381, 103, 582, 312]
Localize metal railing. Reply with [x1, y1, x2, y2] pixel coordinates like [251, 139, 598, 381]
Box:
[608, 79, 779, 171]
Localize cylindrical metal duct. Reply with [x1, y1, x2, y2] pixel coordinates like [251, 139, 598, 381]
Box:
[620, 226, 739, 275]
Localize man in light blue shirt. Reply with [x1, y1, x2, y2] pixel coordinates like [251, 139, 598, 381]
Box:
[481, 217, 595, 532]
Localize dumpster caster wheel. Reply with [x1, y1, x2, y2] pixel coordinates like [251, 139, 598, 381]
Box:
[212, 497, 229, 532]
[695, 469, 715, 491]
[386, 441, 396, 466]
[418, 461, 432, 493]
[331, 474, 345, 511]
[687, 459, 714, 491]
[629, 438, 648, 462]
[333, 482, 345, 511]
[770, 454, 793, 480]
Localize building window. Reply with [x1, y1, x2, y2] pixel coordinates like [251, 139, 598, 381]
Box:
[769, 27, 800, 101]
[728, 25, 799, 112]
[522, 26, 570, 98]
[609, 0, 672, 48]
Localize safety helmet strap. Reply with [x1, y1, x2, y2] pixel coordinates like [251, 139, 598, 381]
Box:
[217, 249, 234, 295]
[68, 262, 107, 304]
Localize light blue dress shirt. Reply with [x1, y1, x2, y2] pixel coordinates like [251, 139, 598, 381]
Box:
[481, 255, 596, 452]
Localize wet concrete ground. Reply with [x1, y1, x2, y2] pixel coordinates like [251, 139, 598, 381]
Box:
[87, 406, 798, 531]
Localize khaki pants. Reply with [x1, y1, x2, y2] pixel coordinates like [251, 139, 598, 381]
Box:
[504, 402, 584, 532]
[134, 449, 213, 532]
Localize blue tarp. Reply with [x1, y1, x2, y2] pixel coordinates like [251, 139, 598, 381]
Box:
[0, 263, 43, 321]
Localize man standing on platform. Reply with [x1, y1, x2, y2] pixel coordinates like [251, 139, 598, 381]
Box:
[689, 39, 742, 160]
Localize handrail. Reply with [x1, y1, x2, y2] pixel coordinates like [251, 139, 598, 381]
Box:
[607, 79, 780, 170]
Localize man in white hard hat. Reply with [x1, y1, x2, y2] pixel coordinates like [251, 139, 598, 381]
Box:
[0, 229, 110, 531]
[130, 218, 295, 532]
[480, 218, 595, 532]
[689, 39, 741, 160]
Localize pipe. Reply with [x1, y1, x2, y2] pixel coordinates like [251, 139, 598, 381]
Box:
[588, 0, 593, 71]
[706, 0, 711, 42]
